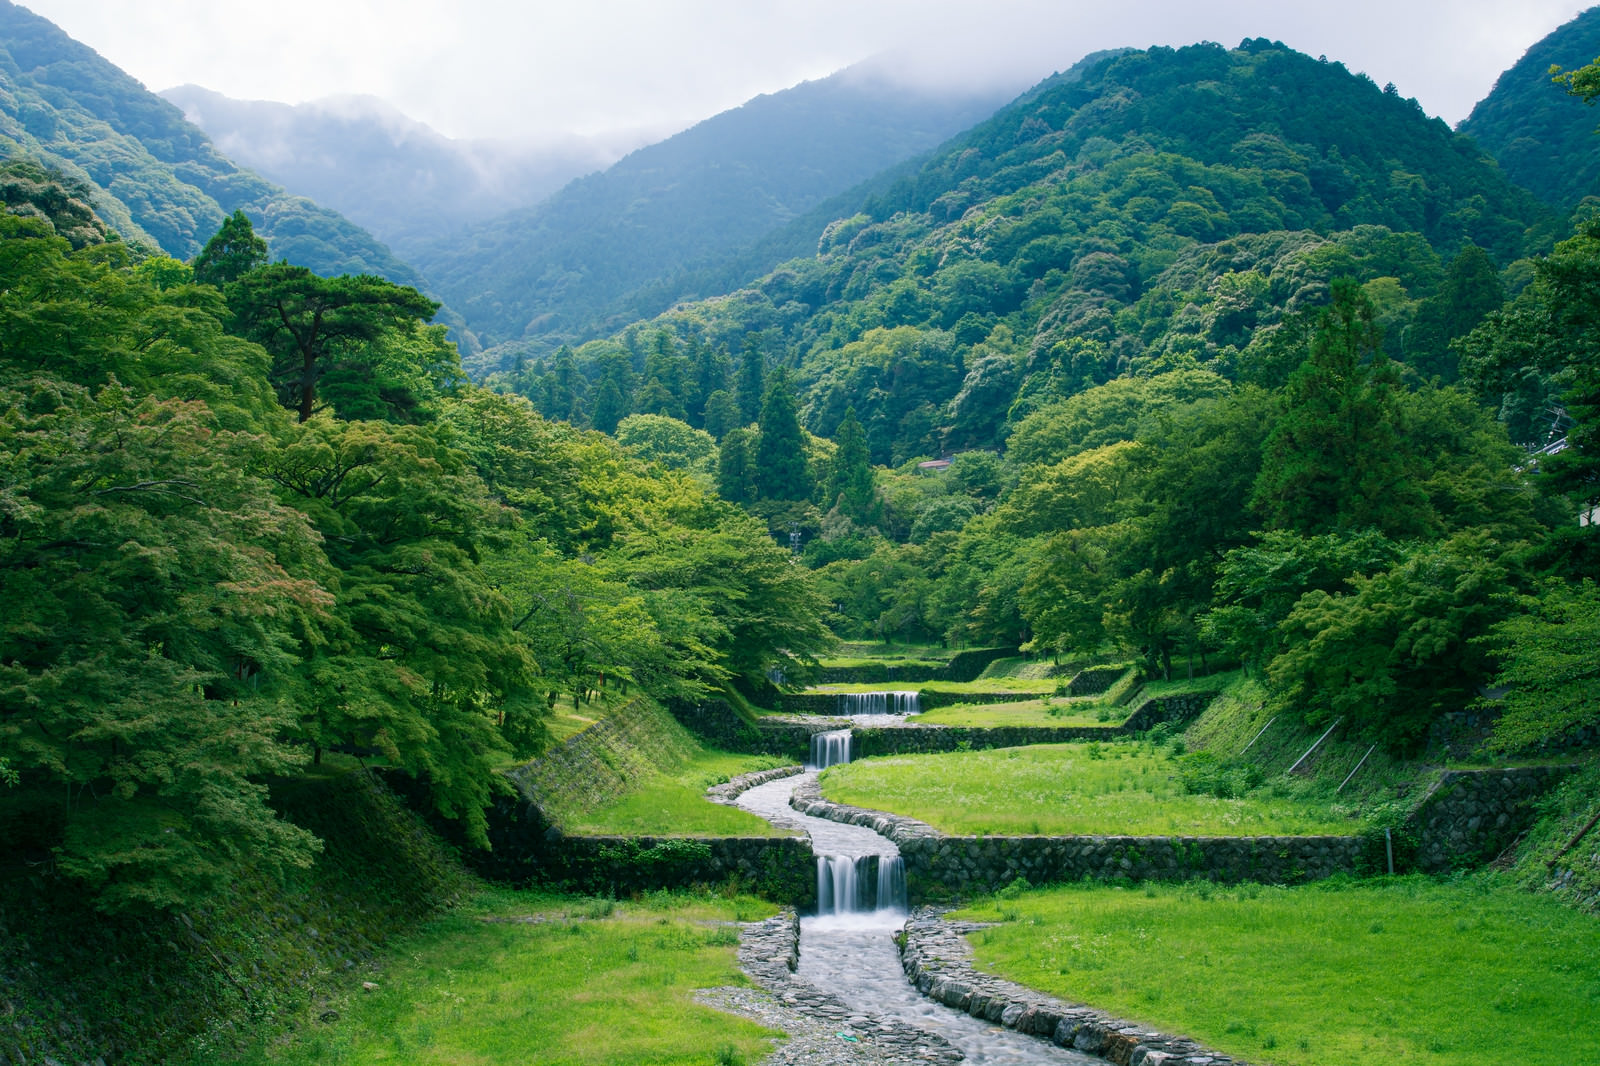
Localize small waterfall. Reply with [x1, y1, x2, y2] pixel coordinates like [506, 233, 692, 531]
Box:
[837, 691, 920, 717]
[816, 855, 907, 915]
[817, 855, 868, 915]
[807, 729, 852, 769]
[875, 854, 907, 912]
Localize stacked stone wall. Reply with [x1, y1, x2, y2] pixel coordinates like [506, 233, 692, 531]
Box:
[510, 696, 696, 820]
[1121, 691, 1217, 731]
[1410, 765, 1573, 872]
[1065, 665, 1131, 697]
[901, 910, 1242, 1064]
[789, 778, 1360, 900]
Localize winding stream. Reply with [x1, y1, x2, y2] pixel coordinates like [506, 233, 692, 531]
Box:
[736, 771, 1096, 1065]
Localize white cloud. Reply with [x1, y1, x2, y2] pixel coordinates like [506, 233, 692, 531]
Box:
[21, 0, 1583, 140]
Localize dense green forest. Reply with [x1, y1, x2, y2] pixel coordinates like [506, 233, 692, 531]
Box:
[0, 174, 831, 913]
[1460, 5, 1600, 212]
[0, 1, 432, 297]
[490, 38, 1598, 754]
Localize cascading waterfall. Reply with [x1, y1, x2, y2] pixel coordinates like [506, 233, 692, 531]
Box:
[807, 729, 852, 769]
[816, 854, 908, 915]
[734, 773, 1091, 1063]
[837, 690, 920, 717]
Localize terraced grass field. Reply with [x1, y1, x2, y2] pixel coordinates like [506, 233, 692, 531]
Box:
[820, 741, 1366, 836]
[952, 875, 1600, 1066]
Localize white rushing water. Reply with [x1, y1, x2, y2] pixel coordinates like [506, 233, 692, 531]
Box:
[735, 773, 1095, 1065]
[807, 728, 853, 769]
[837, 690, 921, 726]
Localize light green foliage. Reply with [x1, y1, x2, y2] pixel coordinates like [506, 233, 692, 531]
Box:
[615, 413, 718, 477]
[951, 877, 1600, 1066]
[820, 743, 1360, 837]
[1481, 580, 1600, 752]
[1204, 529, 1405, 672]
[1266, 533, 1515, 748]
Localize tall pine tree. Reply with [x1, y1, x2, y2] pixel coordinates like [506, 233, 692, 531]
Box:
[755, 368, 810, 501]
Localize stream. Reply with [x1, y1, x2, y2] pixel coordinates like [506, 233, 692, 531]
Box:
[735, 751, 1097, 1065]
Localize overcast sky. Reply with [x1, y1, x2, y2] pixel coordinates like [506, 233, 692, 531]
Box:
[21, 0, 1588, 144]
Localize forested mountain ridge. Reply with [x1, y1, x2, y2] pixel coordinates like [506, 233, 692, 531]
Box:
[0, 0, 428, 290]
[1459, 5, 1600, 212]
[160, 84, 622, 262]
[413, 64, 1017, 370]
[501, 38, 1554, 463]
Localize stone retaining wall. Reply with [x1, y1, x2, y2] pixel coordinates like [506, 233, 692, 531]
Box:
[852, 724, 1124, 756]
[901, 909, 1243, 1065]
[1410, 765, 1574, 872]
[1066, 665, 1131, 697]
[536, 834, 817, 904]
[1121, 691, 1217, 731]
[790, 778, 1361, 899]
[511, 696, 698, 817]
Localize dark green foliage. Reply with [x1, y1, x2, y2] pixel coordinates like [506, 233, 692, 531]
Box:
[1459, 7, 1600, 210]
[826, 406, 877, 522]
[755, 368, 810, 501]
[226, 262, 450, 422]
[0, 770, 466, 1066]
[1405, 244, 1503, 381]
[191, 208, 266, 286]
[1252, 279, 1425, 536]
[717, 426, 758, 504]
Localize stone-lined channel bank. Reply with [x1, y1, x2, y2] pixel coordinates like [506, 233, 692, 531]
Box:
[730, 769, 1103, 1065]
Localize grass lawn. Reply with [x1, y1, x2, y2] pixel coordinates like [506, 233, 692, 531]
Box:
[212, 888, 782, 1066]
[950, 876, 1600, 1065]
[564, 750, 796, 837]
[811, 677, 1059, 696]
[819, 742, 1364, 836]
[908, 698, 1126, 728]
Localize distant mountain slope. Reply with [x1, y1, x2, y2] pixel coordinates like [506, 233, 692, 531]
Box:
[1459, 5, 1600, 212]
[160, 85, 621, 261]
[500, 39, 1554, 463]
[0, 0, 426, 290]
[413, 64, 1017, 367]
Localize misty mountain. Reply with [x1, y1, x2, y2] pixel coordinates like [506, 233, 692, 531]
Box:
[0, 0, 428, 293]
[1458, 5, 1600, 212]
[413, 64, 1018, 369]
[160, 85, 626, 261]
[497, 38, 1553, 463]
